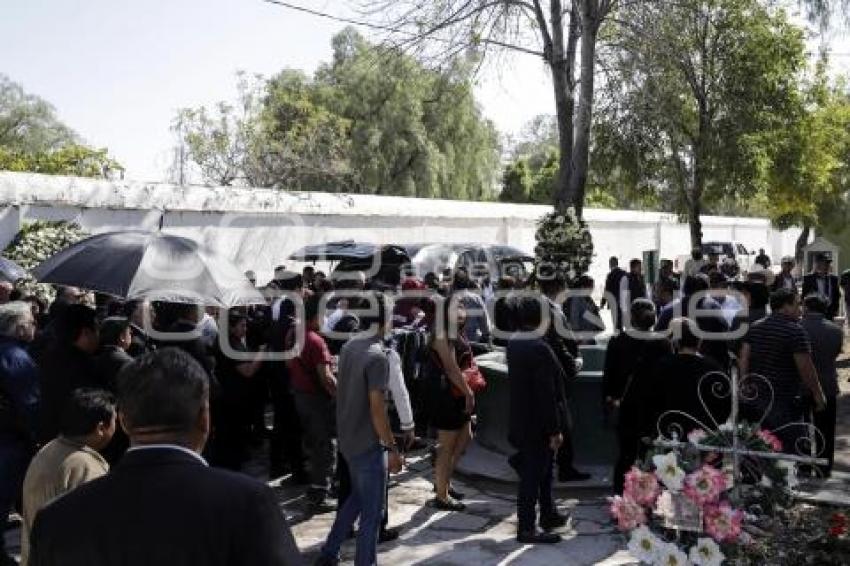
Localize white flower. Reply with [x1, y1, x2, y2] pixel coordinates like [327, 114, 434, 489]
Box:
[627, 525, 661, 564]
[690, 537, 724, 566]
[777, 461, 798, 489]
[653, 452, 686, 492]
[657, 542, 689, 566]
[687, 429, 708, 445]
[718, 422, 734, 433]
[654, 489, 674, 517]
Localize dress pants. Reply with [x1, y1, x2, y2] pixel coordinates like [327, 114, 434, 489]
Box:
[294, 392, 336, 500]
[516, 443, 555, 533]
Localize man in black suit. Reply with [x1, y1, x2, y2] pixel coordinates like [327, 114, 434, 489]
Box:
[507, 296, 569, 544]
[30, 348, 302, 566]
[36, 304, 101, 444]
[802, 254, 841, 320]
[600, 257, 626, 318]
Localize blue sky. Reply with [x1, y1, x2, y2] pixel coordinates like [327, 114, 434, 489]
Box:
[2, 1, 847, 182]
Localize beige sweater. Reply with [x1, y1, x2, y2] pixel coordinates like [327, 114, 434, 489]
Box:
[20, 437, 109, 566]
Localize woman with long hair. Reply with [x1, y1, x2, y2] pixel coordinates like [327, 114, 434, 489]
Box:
[426, 297, 475, 511]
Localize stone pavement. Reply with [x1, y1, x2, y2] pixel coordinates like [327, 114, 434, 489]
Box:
[279, 451, 635, 566]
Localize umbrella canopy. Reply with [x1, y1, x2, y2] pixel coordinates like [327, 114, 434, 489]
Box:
[0, 257, 27, 282]
[32, 231, 263, 307]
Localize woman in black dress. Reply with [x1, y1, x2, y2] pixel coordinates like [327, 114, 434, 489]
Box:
[427, 299, 476, 511]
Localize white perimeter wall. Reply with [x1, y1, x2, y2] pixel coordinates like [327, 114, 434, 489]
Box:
[0, 172, 801, 289]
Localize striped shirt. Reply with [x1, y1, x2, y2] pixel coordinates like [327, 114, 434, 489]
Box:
[743, 313, 811, 399]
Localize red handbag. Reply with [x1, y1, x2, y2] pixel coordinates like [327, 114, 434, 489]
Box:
[451, 349, 487, 398]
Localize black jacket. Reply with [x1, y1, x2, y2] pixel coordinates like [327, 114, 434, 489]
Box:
[507, 338, 569, 448]
[93, 345, 133, 393]
[603, 333, 672, 438]
[127, 323, 154, 358]
[802, 273, 841, 319]
[602, 267, 626, 309]
[30, 447, 303, 566]
[36, 345, 99, 443]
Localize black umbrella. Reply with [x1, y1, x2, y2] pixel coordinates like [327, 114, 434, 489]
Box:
[0, 257, 27, 282]
[32, 231, 263, 307]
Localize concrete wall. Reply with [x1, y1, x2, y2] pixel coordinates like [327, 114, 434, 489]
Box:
[0, 171, 802, 287]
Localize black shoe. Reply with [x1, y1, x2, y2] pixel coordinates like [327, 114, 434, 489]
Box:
[540, 511, 568, 531]
[432, 497, 466, 511]
[408, 437, 428, 451]
[448, 486, 465, 501]
[312, 554, 339, 566]
[558, 468, 591, 482]
[517, 530, 562, 544]
[433, 485, 465, 501]
[378, 528, 400, 543]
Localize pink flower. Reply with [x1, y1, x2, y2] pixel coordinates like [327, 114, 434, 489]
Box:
[624, 467, 661, 506]
[609, 495, 647, 531]
[704, 502, 743, 543]
[683, 465, 727, 506]
[688, 429, 708, 444]
[757, 429, 783, 452]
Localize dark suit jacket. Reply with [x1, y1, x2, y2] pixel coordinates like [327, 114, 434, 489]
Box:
[30, 447, 303, 566]
[36, 345, 99, 443]
[93, 345, 133, 392]
[507, 338, 568, 449]
[800, 313, 844, 397]
[802, 273, 841, 319]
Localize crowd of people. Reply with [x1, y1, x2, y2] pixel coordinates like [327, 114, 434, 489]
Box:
[0, 244, 847, 565]
[600, 250, 848, 494]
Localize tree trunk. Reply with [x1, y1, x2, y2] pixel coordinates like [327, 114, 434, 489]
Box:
[550, 2, 578, 213]
[795, 223, 811, 267]
[566, 0, 600, 218]
[688, 199, 703, 249]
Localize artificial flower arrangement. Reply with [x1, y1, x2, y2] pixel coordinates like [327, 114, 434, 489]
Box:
[610, 422, 795, 565]
[534, 207, 594, 279]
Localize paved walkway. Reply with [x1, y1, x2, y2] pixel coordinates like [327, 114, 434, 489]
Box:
[279, 452, 633, 566]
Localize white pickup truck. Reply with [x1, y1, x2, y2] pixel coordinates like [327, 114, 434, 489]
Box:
[674, 241, 757, 275]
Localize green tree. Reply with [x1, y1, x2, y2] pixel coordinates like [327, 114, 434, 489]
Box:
[348, 0, 619, 214]
[175, 29, 500, 199]
[764, 67, 850, 259]
[595, 0, 807, 247]
[0, 75, 121, 178]
[0, 144, 121, 178]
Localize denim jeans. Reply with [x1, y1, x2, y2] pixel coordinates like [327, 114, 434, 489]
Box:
[321, 446, 387, 566]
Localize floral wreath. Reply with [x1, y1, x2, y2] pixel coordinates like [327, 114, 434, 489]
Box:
[610, 423, 794, 566]
[534, 207, 594, 279]
[3, 220, 88, 302]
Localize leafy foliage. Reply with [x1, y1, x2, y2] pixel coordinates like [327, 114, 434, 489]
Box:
[0, 74, 121, 179]
[0, 144, 122, 178]
[175, 28, 500, 200]
[594, 0, 808, 245]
